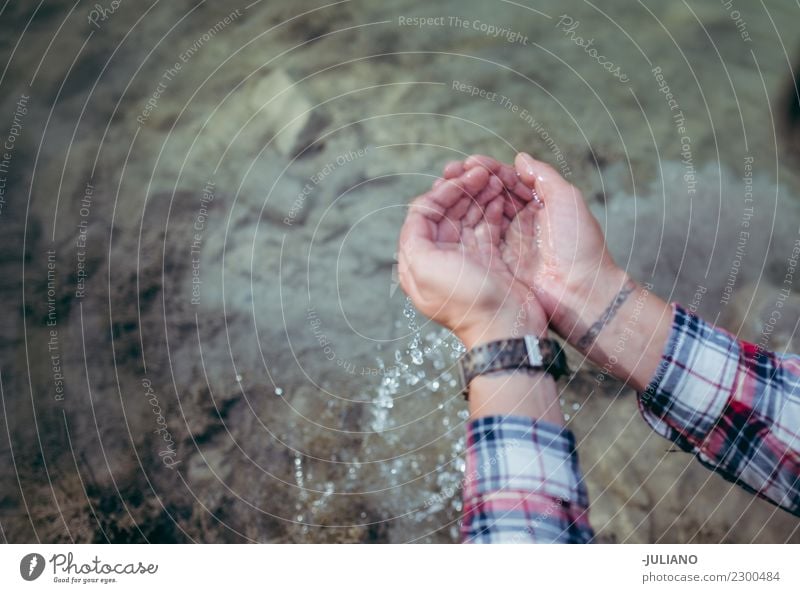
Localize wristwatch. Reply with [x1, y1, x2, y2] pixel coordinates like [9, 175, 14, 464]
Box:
[458, 335, 569, 399]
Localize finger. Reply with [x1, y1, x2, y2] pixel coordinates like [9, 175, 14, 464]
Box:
[437, 197, 471, 243]
[500, 216, 511, 236]
[473, 173, 503, 206]
[460, 225, 479, 252]
[474, 197, 504, 249]
[463, 202, 483, 228]
[443, 160, 465, 178]
[431, 160, 465, 188]
[458, 174, 503, 229]
[465, 154, 533, 204]
[484, 195, 505, 227]
[464, 153, 503, 173]
[514, 152, 576, 203]
[414, 167, 489, 221]
[513, 201, 537, 238]
[399, 206, 436, 251]
[504, 190, 530, 215]
[498, 163, 536, 203]
[436, 216, 462, 243]
[443, 194, 472, 222]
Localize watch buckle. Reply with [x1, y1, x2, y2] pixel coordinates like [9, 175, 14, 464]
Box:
[523, 335, 544, 367]
[457, 355, 469, 397]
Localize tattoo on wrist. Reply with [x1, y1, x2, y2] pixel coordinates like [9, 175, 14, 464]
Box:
[576, 279, 637, 351]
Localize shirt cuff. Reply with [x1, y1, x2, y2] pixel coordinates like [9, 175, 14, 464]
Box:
[637, 303, 738, 453]
[462, 415, 593, 544]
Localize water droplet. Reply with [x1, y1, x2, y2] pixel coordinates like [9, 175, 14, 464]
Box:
[275, 387, 284, 396]
[235, 374, 243, 382]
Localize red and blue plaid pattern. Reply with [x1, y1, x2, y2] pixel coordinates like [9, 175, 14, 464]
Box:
[461, 303, 800, 544]
[639, 304, 800, 516]
[461, 416, 594, 543]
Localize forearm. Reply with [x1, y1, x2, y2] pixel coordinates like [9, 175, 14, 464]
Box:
[461, 415, 594, 543]
[459, 324, 593, 543]
[636, 304, 800, 515]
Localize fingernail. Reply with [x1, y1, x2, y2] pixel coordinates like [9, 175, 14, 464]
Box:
[518, 152, 536, 176]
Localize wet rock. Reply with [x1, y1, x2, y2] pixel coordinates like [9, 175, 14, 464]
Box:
[243, 69, 326, 158]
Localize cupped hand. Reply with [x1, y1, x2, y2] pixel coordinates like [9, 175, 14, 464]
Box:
[398, 164, 548, 349]
[452, 153, 625, 339]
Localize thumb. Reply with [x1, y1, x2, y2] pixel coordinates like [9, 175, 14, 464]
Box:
[514, 152, 577, 205]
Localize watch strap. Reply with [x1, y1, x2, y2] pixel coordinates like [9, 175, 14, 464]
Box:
[458, 336, 568, 398]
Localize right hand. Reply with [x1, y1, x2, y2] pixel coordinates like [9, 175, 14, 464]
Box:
[456, 153, 629, 342]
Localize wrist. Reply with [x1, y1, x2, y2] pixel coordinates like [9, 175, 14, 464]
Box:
[468, 370, 561, 424]
[551, 264, 630, 342]
[457, 312, 546, 350]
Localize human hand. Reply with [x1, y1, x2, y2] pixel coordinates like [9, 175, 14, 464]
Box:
[397, 164, 548, 350]
[453, 153, 629, 344]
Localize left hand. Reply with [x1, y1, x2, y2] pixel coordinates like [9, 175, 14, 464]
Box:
[398, 164, 548, 349]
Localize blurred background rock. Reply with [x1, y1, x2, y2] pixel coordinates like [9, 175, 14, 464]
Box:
[1, 0, 799, 542]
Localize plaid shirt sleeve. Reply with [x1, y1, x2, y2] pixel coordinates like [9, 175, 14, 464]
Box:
[461, 416, 594, 543]
[639, 303, 800, 516]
